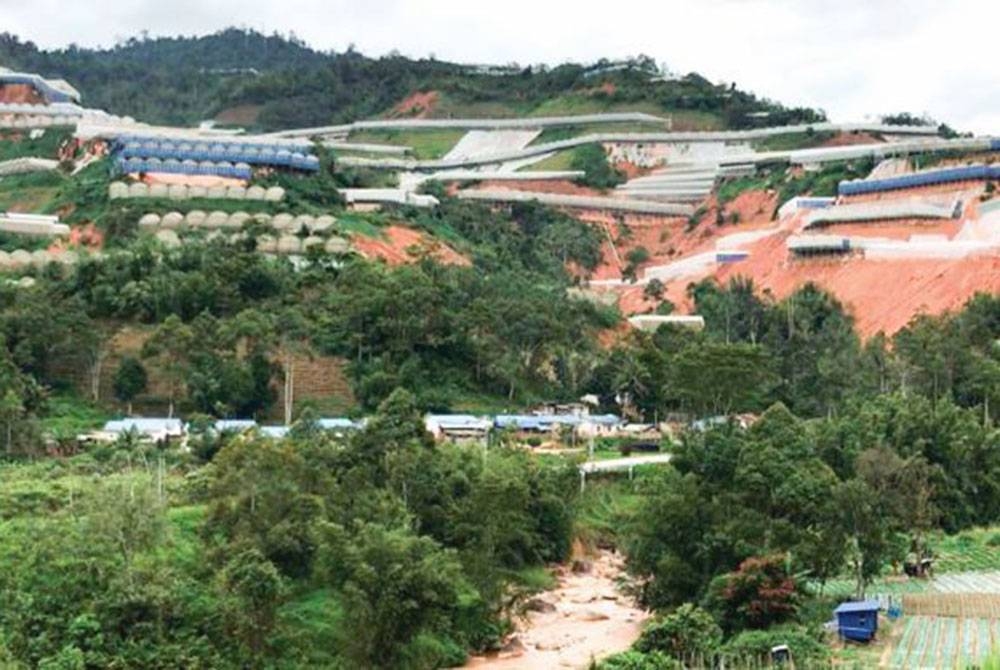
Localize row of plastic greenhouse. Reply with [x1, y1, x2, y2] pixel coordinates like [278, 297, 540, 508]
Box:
[150, 229, 351, 256]
[0, 248, 80, 270]
[115, 134, 312, 153]
[109, 182, 285, 202]
[805, 198, 960, 228]
[114, 137, 319, 171]
[840, 164, 1000, 196]
[0, 113, 81, 129]
[115, 157, 254, 179]
[137, 211, 337, 234]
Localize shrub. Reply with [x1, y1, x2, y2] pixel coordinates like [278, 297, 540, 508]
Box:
[721, 625, 828, 666]
[598, 650, 682, 670]
[704, 554, 801, 633]
[636, 603, 723, 660]
[571, 143, 625, 190]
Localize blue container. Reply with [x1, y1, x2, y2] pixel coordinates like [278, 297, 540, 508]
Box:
[834, 601, 880, 642]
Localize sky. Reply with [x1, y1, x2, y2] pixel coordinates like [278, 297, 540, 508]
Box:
[2, 0, 998, 134]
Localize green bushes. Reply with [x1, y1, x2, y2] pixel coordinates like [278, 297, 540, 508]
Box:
[0, 127, 74, 161]
[721, 626, 829, 666]
[636, 604, 722, 659]
[571, 143, 626, 190]
[599, 650, 682, 669]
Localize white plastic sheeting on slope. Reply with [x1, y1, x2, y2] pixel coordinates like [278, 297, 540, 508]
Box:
[443, 130, 541, 162]
[804, 198, 960, 228]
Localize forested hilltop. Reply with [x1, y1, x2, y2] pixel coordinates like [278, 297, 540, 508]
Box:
[0, 28, 824, 129]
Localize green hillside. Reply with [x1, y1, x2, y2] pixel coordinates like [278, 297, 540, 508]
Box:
[0, 30, 825, 130]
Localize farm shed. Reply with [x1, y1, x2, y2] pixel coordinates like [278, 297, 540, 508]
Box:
[834, 600, 880, 642]
[97, 418, 185, 443]
[425, 414, 492, 442]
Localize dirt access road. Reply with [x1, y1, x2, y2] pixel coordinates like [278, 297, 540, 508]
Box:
[466, 550, 648, 669]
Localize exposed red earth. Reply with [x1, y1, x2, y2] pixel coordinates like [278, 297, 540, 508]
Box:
[819, 131, 882, 147]
[350, 224, 469, 267]
[554, 184, 1000, 337]
[715, 235, 1000, 337]
[0, 83, 44, 104]
[474, 179, 603, 197]
[388, 90, 440, 118]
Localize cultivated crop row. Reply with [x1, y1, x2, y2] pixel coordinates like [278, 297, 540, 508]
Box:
[889, 615, 1000, 669]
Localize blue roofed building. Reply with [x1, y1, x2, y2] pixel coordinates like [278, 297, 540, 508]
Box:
[97, 418, 185, 443]
[834, 601, 880, 642]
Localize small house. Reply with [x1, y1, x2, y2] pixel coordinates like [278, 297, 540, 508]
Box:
[834, 601, 880, 642]
[425, 414, 492, 443]
[96, 418, 185, 444]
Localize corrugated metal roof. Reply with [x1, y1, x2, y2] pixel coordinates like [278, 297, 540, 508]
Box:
[103, 418, 184, 434]
[834, 600, 880, 614]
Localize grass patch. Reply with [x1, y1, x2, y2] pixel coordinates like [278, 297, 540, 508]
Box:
[348, 129, 465, 160]
[42, 159, 112, 224]
[716, 173, 776, 205]
[405, 93, 530, 119]
[335, 213, 385, 238]
[753, 130, 836, 152]
[575, 478, 644, 549]
[817, 526, 1000, 598]
[521, 150, 577, 172]
[0, 170, 67, 212]
[41, 391, 112, 439]
[421, 220, 465, 247]
[0, 127, 74, 161]
[933, 527, 1000, 573]
[167, 504, 206, 568]
[530, 122, 672, 145]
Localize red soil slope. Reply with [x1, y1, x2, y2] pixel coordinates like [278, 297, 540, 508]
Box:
[715, 231, 1000, 337]
[389, 90, 440, 118]
[577, 189, 780, 282]
[567, 184, 1000, 337]
[817, 219, 963, 241]
[474, 180, 603, 197]
[0, 84, 44, 104]
[820, 131, 881, 147]
[351, 224, 469, 267]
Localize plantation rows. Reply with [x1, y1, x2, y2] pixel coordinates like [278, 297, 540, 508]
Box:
[903, 593, 1000, 618]
[936, 546, 1000, 573]
[821, 571, 1000, 600]
[889, 616, 1000, 669]
[932, 571, 1000, 594]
